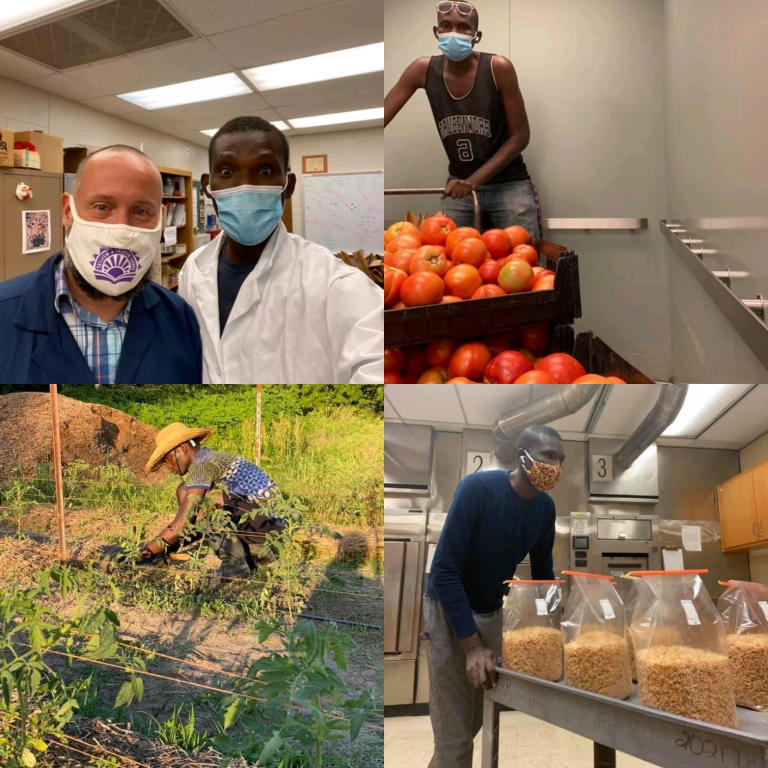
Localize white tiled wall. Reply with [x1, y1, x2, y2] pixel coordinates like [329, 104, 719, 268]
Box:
[0, 75, 209, 178]
[740, 431, 768, 585]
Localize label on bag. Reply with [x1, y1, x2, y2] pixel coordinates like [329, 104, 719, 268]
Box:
[681, 599, 701, 625]
[535, 598, 548, 616]
[759, 601, 768, 621]
[599, 599, 616, 620]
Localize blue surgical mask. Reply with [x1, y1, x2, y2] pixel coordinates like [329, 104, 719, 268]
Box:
[209, 183, 287, 246]
[438, 32, 475, 61]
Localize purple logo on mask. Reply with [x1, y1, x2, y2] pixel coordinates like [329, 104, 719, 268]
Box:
[90, 248, 141, 284]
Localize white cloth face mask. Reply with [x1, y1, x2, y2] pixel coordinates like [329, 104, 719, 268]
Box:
[64, 193, 162, 297]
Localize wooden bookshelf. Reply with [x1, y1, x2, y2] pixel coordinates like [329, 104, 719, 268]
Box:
[157, 165, 194, 290]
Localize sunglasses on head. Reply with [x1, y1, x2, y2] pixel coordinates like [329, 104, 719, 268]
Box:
[437, 1, 475, 15]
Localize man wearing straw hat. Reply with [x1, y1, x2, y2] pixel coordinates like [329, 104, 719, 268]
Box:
[140, 422, 286, 580]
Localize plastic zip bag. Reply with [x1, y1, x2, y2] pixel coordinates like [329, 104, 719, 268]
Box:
[718, 579, 768, 712]
[630, 569, 736, 728]
[561, 571, 632, 699]
[623, 577, 640, 683]
[501, 580, 564, 681]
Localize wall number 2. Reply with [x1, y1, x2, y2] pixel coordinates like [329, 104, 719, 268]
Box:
[466, 451, 492, 476]
[591, 454, 613, 482]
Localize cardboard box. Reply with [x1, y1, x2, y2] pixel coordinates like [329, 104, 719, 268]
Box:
[14, 149, 41, 169]
[14, 131, 63, 173]
[64, 145, 100, 174]
[0, 129, 13, 168]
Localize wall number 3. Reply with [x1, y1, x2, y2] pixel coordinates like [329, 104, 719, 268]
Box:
[456, 139, 474, 162]
[591, 454, 613, 482]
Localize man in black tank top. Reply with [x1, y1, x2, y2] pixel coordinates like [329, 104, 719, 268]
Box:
[385, 2, 541, 237]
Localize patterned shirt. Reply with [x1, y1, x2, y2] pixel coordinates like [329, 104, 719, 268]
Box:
[54, 258, 131, 384]
[185, 447, 279, 504]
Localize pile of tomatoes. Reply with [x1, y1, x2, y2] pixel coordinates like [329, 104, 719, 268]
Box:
[383, 216, 555, 309]
[384, 328, 627, 384]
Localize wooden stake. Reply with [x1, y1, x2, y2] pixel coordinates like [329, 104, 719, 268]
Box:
[50, 385, 67, 564]
[256, 384, 263, 465]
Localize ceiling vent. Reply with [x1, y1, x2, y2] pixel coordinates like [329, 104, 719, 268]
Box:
[0, 0, 194, 70]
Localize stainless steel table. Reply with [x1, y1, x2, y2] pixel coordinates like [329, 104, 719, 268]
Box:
[482, 668, 768, 768]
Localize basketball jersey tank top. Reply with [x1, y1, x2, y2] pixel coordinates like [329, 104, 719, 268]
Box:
[425, 52, 529, 184]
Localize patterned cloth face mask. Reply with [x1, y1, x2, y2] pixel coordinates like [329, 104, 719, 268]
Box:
[520, 449, 562, 492]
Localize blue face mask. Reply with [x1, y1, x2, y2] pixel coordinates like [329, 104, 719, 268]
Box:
[209, 183, 287, 246]
[438, 32, 475, 61]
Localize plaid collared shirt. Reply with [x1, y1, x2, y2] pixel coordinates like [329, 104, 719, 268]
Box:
[54, 258, 132, 384]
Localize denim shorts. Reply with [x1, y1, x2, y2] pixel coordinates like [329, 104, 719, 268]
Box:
[441, 177, 541, 238]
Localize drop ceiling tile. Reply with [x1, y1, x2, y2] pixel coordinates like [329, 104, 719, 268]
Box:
[151, 95, 274, 123]
[0, 47, 56, 81]
[288, 118, 383, 136]
[26, 73, 108, 101]
[385, 385, 465, 425]
[696, 385, 768, 446]
[208, 0, 383, 69]
[457, 386, 532, 426]
[592, 385, 662, 436]
[79, 94, 146, 116]
[261, 71, 383, 112]
[124, 111, 179, 127]
[65, 38, 232, 93]
[164, 0, 341, 36]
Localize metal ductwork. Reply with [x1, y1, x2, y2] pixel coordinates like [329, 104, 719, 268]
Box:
[614, 384, 688, 469]
[493, 385, 600, 462]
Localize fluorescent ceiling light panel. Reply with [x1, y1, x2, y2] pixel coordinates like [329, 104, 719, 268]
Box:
[661, 384, 752, 438]
[119, 74, 251, 111]
[200, 121, 289, 138]
[288, 108, 384, 129]
[0, 0, 87, 34]
[242, 43, 384, 91]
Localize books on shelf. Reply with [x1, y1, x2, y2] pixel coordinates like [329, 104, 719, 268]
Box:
[161, 201, 186, 227]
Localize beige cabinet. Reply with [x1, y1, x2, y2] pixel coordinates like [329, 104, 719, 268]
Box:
[718, 460, 768, 551]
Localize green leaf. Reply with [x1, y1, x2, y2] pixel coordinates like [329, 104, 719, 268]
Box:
[131, 676, 144, 702]
[259, 732, 283, 764]
[21, 747, 37, 767]
[2, 676, 10, 708]
[114, 681, 134, 709]
[27, 738, 47, 753]
[349, 710, 364, 741]
[223, 698, 242, 731]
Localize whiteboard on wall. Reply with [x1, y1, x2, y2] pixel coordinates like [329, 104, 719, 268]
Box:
[302, 172, 383, 254]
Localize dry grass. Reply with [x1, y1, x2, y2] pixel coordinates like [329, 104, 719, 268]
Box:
[636, 645, 737, 727]
[727, 634, 768, 712]
[564, 631, 632, 700]
[502, 627, 563, 681]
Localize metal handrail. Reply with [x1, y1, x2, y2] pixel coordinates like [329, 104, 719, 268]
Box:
[660, 220, 768, 366]
[385, 187, 481, 231]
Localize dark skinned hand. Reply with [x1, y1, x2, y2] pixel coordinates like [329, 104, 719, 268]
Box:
[466, 645, 497, 689]
[442, 178, 476, 200]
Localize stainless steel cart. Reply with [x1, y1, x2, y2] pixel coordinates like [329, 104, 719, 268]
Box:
[482, 668, 768, 768]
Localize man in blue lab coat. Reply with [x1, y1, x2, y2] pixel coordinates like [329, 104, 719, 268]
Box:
[0, 145, 201, 384]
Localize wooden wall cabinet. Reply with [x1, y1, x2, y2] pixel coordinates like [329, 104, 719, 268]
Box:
[718, 460, 768, 551]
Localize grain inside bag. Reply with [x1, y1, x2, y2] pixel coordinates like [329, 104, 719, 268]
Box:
[630, 569, 737, 728]
[502, 579, 564, 681]
[718, 579, 768, 712]
[561, 571, 632, 700]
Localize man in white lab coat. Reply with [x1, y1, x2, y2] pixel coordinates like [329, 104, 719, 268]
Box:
[179, 116, 383, 383]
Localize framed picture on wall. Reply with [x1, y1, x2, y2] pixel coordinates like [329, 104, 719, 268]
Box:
[302, 155, 328, 174]
[22, 210, 51, 254]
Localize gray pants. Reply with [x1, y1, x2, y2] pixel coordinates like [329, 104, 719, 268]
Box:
[423, 596, 503, 768]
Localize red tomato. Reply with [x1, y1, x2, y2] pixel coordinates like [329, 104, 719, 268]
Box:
[520, 325, 551, 355]
[385, 232, 422, 254]
[447, 377, 475, 384]
[403, 345, 429, 378]
[514, 370, 559, 384]
[534, 269, 555, 283]
[483, 334, 512, 356]
[445, 226, 482, 257]
[532, 266, 544, 278]
[388, 248, 415, 274]
[481, 229, 512, 259]
[471, 284, 507, 299]
[384, 266, 407, 308]
[401, 374, 419, 384]
[384, 372, 403, 383]
[448, 342, 493, 380]
[512, 244, 538, 267]
[426, 339, 460, 368]
[385, 221, 418, 244]
[440, 295, 463, 304]
[418, 367, 449, 384]
[444, 264, 482, 299]
[479, 259, 503, 284]
[451, 237, 488, 268]
[483, 351, 534, 384]
[532, 275, 555, 292]
[606, 376, 627, 384]
[421, 215, 457, 246]
[389, 301, 406, 310]
[401, 271, 445, 307]
[496, 254, 516, 268]
[573, 374, 611, 383]
[516, 348, 536, 363]
[409, 245, 449, 277]
[384, 347, 404, 374]
[537, 353, 586, 384]
[503, 225, 531, 249]
[498, 260, 535, 293]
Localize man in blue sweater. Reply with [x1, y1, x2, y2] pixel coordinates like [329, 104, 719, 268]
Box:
[424, 425, 565, 768]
